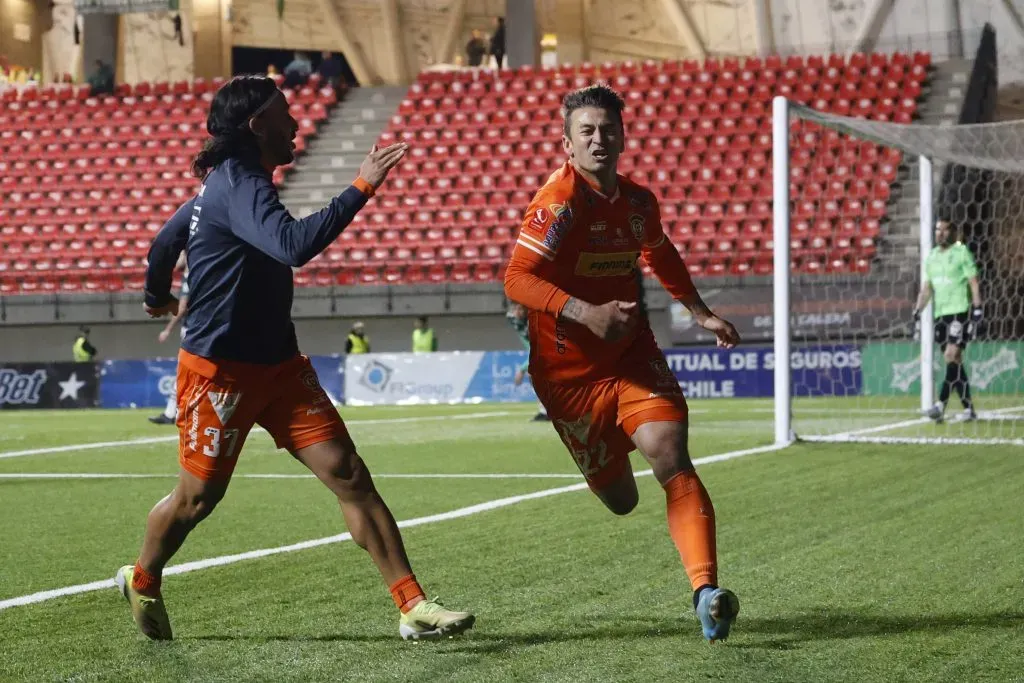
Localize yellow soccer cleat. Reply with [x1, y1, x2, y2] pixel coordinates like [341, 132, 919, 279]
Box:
[398, 598, 475, 641]
[114, 565, 173, 641]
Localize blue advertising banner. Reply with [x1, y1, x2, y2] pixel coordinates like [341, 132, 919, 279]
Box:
[464, 351, 538, 403]
[100, 358, 178, 409]
[663, 345, 862, 398]
[309, 355, 345, 404]
[100, 355, 347, 409]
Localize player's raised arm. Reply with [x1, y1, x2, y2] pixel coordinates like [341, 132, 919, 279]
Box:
[227, 143, 407, 267]
[144, 197, 194, 317]
[639, 195, 740, 348]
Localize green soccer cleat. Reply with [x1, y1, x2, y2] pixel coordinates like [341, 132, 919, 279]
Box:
[114, 565, 173, 641]
[398, 598, 475, 641]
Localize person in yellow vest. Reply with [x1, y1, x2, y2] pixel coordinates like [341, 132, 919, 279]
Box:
[72, 326, 98, 362]
[346, 321, 371, 354]
[411, 316, 438, 353]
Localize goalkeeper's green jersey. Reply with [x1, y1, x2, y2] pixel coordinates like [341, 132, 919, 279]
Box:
[506, 312, 531, 372]
[924, 242, 978, 318]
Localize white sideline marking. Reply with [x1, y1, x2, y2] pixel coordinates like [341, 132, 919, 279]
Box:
[0, 412, 516, 460]
[0, 441, 784, 612]
[0, 472, 583, 481]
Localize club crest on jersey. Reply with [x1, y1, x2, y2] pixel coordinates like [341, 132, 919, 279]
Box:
[629, 214, 645, 242]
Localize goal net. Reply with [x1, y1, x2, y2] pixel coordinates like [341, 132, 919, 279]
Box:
[772, 97, 1024, 446]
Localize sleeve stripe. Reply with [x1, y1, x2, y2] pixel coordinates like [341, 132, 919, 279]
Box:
[518, 232, 557, 254]
[516, 239, 555, 261]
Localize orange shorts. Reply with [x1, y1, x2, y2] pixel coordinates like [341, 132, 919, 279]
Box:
[175, 350, 348, 481]
[533, 352, 687, 491]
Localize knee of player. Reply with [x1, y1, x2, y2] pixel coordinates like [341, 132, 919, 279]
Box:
[608, 497, 639, 516]
[944, 347, 961, 364]
[176, 489, 222, 522]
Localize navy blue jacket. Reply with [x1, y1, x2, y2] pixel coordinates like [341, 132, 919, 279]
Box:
[144, 156, 370, 365]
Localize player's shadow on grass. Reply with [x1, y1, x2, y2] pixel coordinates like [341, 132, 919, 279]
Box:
[735, 609, 1024, 647]
[184, 634, 396, 643]
[182, 610, 1024, 649]
[440, 609, 1024, 654]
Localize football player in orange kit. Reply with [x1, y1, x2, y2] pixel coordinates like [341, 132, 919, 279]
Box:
[504, 85, 741, 642]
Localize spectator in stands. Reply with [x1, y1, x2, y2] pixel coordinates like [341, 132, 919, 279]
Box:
[346, 321, 371, 354]
[411, 316, 438, 353]
[87, 59, 114, 95]
[318, 51, 344, 90]
[465, 30, 487, 67]
[283, 51, 312, 87]
[490, 17, 506, 69]
[72, 326, 97, 362]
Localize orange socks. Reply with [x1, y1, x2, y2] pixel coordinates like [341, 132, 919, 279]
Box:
[389, 574, 425, 613]
[132, 561, 162, 597]
[663, 470, 718, 591]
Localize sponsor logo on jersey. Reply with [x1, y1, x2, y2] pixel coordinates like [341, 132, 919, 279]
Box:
[574, 251, 639, 277]
[528, 207, 549, 232]
[590, 222, 607, 232]
[555, 321, 568, 355]
[629, 214, 645, 242]
[543, 204, 573, 252]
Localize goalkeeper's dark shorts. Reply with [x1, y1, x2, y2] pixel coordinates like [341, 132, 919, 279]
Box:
[934, 312, 972, 349]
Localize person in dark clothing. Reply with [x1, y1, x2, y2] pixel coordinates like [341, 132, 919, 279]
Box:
[490, 17, 506, 69]
[117, 75, 473, 643]
[466, 30, 487, 67]
[318, 51, 344, 90]
[87, 59, 114, 95]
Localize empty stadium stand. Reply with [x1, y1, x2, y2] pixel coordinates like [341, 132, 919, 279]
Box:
[0, 75, 339, 294]
[0, 52, 930, 294]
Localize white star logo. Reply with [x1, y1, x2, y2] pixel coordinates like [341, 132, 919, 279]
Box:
[58, 372, 86, 400]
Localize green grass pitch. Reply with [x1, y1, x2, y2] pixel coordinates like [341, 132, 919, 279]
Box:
[1, 401, 1022, 682]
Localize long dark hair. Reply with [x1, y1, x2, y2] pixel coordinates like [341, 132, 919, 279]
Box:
[191, 75, 279, 179]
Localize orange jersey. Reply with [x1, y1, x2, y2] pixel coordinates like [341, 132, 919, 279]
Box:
[504, 162, 697, 383]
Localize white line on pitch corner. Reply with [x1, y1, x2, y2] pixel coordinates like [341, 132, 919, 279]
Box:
[0, 472, 584, 481]
[0, 411, 518, 460]
[0, 441, 785, 611]
[813, 404, 1024, 441]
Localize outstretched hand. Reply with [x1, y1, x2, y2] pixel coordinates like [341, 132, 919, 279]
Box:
[358, 143, 409, 188]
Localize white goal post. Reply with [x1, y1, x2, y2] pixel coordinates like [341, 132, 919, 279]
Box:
[772, 96, 1024, 446]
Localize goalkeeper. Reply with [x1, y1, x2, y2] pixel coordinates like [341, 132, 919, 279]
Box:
[913, 219, 982, 423]
[506, 302, 549, 422]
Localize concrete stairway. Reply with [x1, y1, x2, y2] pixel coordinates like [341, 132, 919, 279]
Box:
[880, 58, 973, 276]
[279, 86, 408, 217]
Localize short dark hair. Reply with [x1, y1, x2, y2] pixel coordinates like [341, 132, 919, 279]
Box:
[417, 316, 429, 325]
[561, 84, 625, 137]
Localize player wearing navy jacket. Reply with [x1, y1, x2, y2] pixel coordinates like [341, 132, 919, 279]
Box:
[116, 75, 474, 642]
